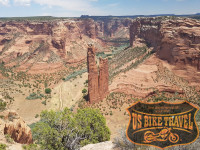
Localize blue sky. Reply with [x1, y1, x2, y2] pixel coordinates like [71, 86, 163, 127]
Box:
[0, 0, 199, 17]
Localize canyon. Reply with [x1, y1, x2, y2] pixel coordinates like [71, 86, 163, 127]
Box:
[0, 18, 131, 74]
[0, 16, 200, 148]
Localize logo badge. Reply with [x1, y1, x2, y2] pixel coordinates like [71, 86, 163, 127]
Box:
[126, 101, 199, 149]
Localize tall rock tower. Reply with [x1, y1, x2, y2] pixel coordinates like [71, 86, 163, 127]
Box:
[87, 45, 100, 103]
[87, 45, 109, 103]
[99, 57, 109, 100]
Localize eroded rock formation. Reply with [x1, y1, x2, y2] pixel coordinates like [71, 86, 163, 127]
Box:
[130, 17, 200, 70]
[87, 45, 109, 103]
[1, 110, 33, 144]
[87, 45, 100, 103]
[99, 57, 109, 100]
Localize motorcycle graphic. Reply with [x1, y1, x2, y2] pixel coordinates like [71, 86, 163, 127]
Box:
[144, 128, 179, 143]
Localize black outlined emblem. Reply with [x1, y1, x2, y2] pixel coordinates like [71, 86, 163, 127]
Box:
[126, 101, 199, 149]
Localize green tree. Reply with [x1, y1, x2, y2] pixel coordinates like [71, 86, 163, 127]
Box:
[45, 88, 51, 94]
[32, 108, 110, 150]
[82, 89, 87, 94]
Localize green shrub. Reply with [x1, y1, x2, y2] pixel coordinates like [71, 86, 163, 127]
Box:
[22, 144, 39, 150]
[0, 143, 6, 150]
[82, 89, 87, 94]
[26, 93, 44, 100]
[65, 69, 87, 81]
[5, 134, 14, 144]
[45, 88, 51, 94]
[0, 100, 6, 111]
[85, 80, 88, 84]
[32, 108, 110, 150]
[41, 100, 46, 105]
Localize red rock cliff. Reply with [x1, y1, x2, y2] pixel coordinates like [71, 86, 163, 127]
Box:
[99, 57, 109, 100]
[130, 17, 200, 70]
[87, 45, 109, 103]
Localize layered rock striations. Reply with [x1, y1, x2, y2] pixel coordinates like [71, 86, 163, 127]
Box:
[87, 45, 109, 103]
[130, 17, 200, 70]
[0, 18, 131, 74]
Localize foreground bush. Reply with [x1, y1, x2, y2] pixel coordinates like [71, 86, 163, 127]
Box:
[32, 108, 110, 150]
[22, 144, 39, 150]
[0, 143, 6, 150]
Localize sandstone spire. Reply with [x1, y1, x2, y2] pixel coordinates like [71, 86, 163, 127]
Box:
[87, 45, 109, 103]
[99, 57, 109, 100]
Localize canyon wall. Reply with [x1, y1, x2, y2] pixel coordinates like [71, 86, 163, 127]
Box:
[0, 18, 131, 74]
[87, 45, 109, 103]
[130, 17, 200, 70]
[95, 18, 132, 38]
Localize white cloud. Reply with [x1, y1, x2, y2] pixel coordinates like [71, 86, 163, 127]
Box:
[14, 0, 30, 6]
[33, 0, 91, 11]
[33, 0, 104, 16]
[0, 0, 9, 6]
[0, 0, 103, 16]
[1, 0, 99, 12]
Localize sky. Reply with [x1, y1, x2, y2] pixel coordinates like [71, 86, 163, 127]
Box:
[0, 0, 199, 17]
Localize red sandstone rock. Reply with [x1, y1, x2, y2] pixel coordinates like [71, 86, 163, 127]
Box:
[129, 17, 200, 71]
[4, 119, 33, 144]
[99, 57, 109, 100]
[1, 110, 33, 144]
[0, 18, 132, 74]
[87, 45, 109, 103]
[87, 45, 100, 103]
[84, 19, 96, 39]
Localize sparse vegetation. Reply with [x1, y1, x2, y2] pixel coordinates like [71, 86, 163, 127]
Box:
[155, 64, 199, 104]
[65, 69, 87, 81]
[22, 144, 40, 150]
[0, 100, 6, 111]
[5, 134, 14, 144]
[26, 93, 44, 100]
[108, 46, 154, 81]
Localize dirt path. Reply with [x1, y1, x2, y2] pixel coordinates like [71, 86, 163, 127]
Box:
[50, 73, 88, 110]
[59, 85, 63, 110]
